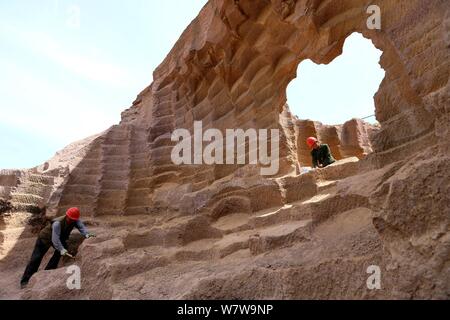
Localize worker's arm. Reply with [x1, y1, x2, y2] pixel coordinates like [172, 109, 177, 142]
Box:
[51, 221, 65, 252]
[322, 144, 335, 166]
[75, 220, 89, 238]
[75, 220, 96, 238]
[311, 151, 319, 168]
[324, 144, 332, 158]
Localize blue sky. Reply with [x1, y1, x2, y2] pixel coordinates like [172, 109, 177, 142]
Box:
[287, 32, 384, 125]
[0, 1, 384, 169]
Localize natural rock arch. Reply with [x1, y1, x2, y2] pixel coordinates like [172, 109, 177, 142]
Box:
[120, 0, 446, 181]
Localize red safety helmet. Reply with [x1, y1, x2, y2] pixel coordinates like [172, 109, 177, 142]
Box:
[66, 207, 80, 221]
[306, 137, 318, 149]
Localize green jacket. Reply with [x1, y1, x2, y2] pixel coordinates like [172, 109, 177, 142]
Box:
[311, 144, 336, 168]
[39, 216, 88, 250]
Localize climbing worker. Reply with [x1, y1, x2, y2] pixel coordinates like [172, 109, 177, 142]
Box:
[20, 207, 96, 289]
[306, 137, 336, 169]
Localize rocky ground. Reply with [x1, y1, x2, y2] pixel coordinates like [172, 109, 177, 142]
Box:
[1, 149, 448, 299]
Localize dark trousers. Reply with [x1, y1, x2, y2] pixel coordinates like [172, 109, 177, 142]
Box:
[21, 238, 65, 284]
[323, 159, 336, 168]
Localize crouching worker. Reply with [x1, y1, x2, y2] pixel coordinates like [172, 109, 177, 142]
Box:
[306, 137, 336, 169]
[20, 207, 95, 288]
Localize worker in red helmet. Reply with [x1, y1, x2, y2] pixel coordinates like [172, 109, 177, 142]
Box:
[306, 137, 336, 169]
[20, 207, 95, 289]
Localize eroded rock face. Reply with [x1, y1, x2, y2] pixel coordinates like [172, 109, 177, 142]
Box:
[281, 104, 379, 167]
[0, 0, 449, 299]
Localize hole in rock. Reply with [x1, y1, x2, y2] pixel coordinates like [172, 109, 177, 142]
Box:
[287, 33, 385, 125]
[285, 33, 386, 166]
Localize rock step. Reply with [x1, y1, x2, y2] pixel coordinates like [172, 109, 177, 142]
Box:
[92, 250, 170, 283]
[96, 188, 127, 204]
[309, 193, 370, 226]
[249, 219, 312, 255]
[0, 169, 20, 180]
[247, 204, 309, 230]
[369, 130, 434, 168]
[97, 128, 130, 215]
[76, 159, 101, 169]
[103, 138, 129, 145]
[0, 236, 36, 265]
[57, 205, 96, 216]
[62, 185, 98, 195]
[151, 135, 174, 148]
[97, 189, 127, 197]
[101, 171, 129, 181]
[129, 143, 150, 153]
[10, 203, 43, 212]
[99, 167, 128, 174]
[102, 146, 129, 156]
[70, 167, 102, 176]
[95, 208, 125, 216]
[125, 194, 153, 207]
[0, 227, 37, 257]
[99, 180, 128, 190]
[129, 152, 150, 159]
[167, 232, 251, 262]
[102, 162, 129, 171]
[101, 155, 129, 164]
[129, 168, 152, 179]
[10, 193, 44, 204]
[277, 192, 366, 228]
[66, 175, 100, 186]
[130, 154, 150, 163]
[80, 155, 102, 162]
[141, 216, 309, 258]
[276, 172, 318, 204]
[129, 160, 150, 170]
[214, 187, 369, 235]
[192, 181, 211, 192]
[81, 191, 370, 290]
[149, 124, 174, 139]
[86, 218, 312, 283]
[314, 157, 360, 181]
[149, 171, 179, 185]
[126, 188, 151, 198]
[128, 178, 152, 189]
[124, 206, 154, 215]
[0, 186, 13, 199]
[13, 183, 52, 197]
[104, 129, 130, 140]
[58, 194, 96, 206]
[128, 136, 148, 144]
[275, 158, 362, 204]
[317, 180, 338, 192]
[25, 174, 54, 185]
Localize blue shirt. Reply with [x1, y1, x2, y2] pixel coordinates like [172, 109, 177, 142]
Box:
[51, 220, 89, 252]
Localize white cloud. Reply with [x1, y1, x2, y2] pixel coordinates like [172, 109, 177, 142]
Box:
[1, 24, 136, 88]
[66, 5, 81, 30]
[28, 33, 132, 87]
[0, 61, 117, 145]
[0, 23, 136, 148]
